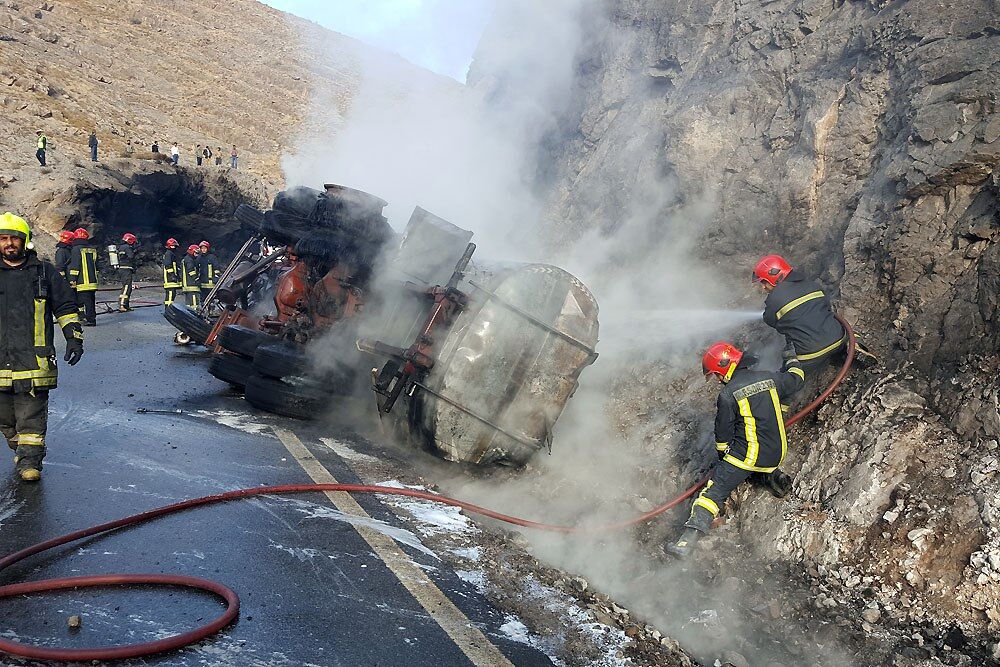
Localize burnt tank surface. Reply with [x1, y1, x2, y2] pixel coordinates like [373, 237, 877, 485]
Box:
[409, 264, 599, 466]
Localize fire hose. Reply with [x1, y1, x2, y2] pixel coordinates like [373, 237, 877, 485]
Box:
[0, 317, 855, 662]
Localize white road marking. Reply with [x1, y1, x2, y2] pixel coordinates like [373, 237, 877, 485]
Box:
[271, 427, 514, 667]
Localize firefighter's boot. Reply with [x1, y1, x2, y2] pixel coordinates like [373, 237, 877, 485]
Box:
[749, 469, 794, 498]
[664, 527, 703, 560]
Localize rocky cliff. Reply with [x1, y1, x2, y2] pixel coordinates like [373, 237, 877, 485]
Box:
[531, 0, 999, 661]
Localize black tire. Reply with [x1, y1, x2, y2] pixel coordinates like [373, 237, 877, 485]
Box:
[244, 373, 326, 419]
[253, 341, 309, 379]
[163, 303, 211, 344]
[208, 353, 254, 389]
[218, 325, 272, 358]
[234, 204, 264, 230]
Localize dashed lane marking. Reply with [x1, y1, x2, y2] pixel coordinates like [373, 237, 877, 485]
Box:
[271, 427, 515, 667]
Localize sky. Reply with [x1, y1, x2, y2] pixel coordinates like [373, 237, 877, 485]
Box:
[262, 0, 494, 81]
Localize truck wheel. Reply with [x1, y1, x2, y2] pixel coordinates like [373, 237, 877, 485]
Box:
[253, 341, 308, 379]
[163, 303, 210, 344]
[218, 325, 271, 358]
[244, 373, 326, 420]
[208, 353, 254, 389]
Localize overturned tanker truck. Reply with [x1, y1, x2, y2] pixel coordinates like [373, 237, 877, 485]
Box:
[165, 184, 600, 466]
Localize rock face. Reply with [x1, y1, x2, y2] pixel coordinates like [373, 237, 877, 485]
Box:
[532, 0, 999, 649]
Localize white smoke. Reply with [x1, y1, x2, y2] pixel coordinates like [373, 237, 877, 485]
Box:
[279, 3, 848, 665]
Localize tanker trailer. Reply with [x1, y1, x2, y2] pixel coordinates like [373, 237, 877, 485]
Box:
[359, 209, 599, 466]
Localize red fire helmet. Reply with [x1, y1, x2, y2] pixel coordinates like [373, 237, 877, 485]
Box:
[73, 228, 90, 240]
[199, 240, 210, 249]
[187, 244, 200, 255]
[122, 233, 138, 245]
[752, 254, 792, 287]
[58, 230, 74, 243]
[702, 341, 743, 381]
[165, 238, 179, 248]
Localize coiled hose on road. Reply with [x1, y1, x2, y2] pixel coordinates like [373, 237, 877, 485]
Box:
[0, 317, 856, 662]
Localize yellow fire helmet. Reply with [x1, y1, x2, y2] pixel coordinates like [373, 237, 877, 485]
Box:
[0, 212, 33, 249]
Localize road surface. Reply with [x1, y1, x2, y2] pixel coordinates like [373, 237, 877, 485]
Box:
[0, 305, 553, 667]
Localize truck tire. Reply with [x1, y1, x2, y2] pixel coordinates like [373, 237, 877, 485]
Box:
[244, 373, 326, 420]
[253, 341, 309, 379]
[218, 325, 271, 358]
[208, 353, 254, 389]
[163, 303, 211, 345]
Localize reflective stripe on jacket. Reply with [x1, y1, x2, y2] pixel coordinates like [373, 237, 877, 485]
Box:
[0, 253, 81, 391]
[181, 254, 201, 292]
[714, 362, 805, 473]
[199, 252, 218, 288]
[162, 249, 181, 288]
[762, 270, 844, 359]
[68, 242, 99, 291]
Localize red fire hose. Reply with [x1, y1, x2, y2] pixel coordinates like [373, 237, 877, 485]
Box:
[0, 318, 855, 662]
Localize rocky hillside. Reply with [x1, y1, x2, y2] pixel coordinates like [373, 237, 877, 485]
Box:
[526, 0, 999, 662]
[0, 0, 378, 181]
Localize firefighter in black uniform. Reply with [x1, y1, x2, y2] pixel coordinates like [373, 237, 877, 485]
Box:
[181, 244, 202, 308]
[197, 240, 218, 304]
[754, 254, 874, 377]
[68, 227, 99, 326]
[665, 342, 805, 559]
[54, 230, 73, 281]
[117, 233, 138, 311]
[162, 238, 181, 306]
[0, 213, 83, 482]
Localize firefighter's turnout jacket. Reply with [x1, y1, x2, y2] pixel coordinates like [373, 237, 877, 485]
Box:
[162, 248, 181, 288]
[54, 241, 71, 280]
[0, 252, 81, 391]
[714, 361, 805, 473]
[763, 269, 845, 364]
[68, 240, 99, 291]
[198, 251, 218, 290]
[181, 254, 201, 293]
[118, 243, 135, 270]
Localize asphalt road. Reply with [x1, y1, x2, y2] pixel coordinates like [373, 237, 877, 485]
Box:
[0, 304, 553, 667]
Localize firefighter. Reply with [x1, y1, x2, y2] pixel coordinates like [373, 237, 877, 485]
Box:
[181, 244, 202, 308]
[162, 238, 181, 307]
[118, 233, 138, 312]
[68, 228, 99, 326]
[665, 342, 804, 559]
[197, 240, 218, 303]
[54, 230, 73, 281]
[753, 254, 874, 377]
[0, 213, 83, 482]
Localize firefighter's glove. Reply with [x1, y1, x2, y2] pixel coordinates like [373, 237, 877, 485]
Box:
[64, 338, 83, 366]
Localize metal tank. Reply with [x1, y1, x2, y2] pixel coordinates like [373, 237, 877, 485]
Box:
[360, 208, 599, 466]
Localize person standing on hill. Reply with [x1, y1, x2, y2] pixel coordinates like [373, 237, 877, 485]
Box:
[215, 147, 223, 166]
[230, 145, 238, 169]
[195, 145, 203, 166]
[0, 213, 84, 482]
[181, 244, 202, 308]
[170, 142, 180, 165]
[151, 140, 159, 154]
[68, 228, 99, 327]
[162, 238, 181, 306]
[118, 233, 138, 312]
[88, 130, 99, 162]
[35, 131, 47, 166]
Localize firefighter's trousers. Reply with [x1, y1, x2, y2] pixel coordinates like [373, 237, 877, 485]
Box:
[0, 390, 49, 472]
[184, 290, 201, 309]
[119, 269, 134, 310]
[76, 289, 97, 324]
[164, 287, 178, 306]
[684, 460, 754, 533]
